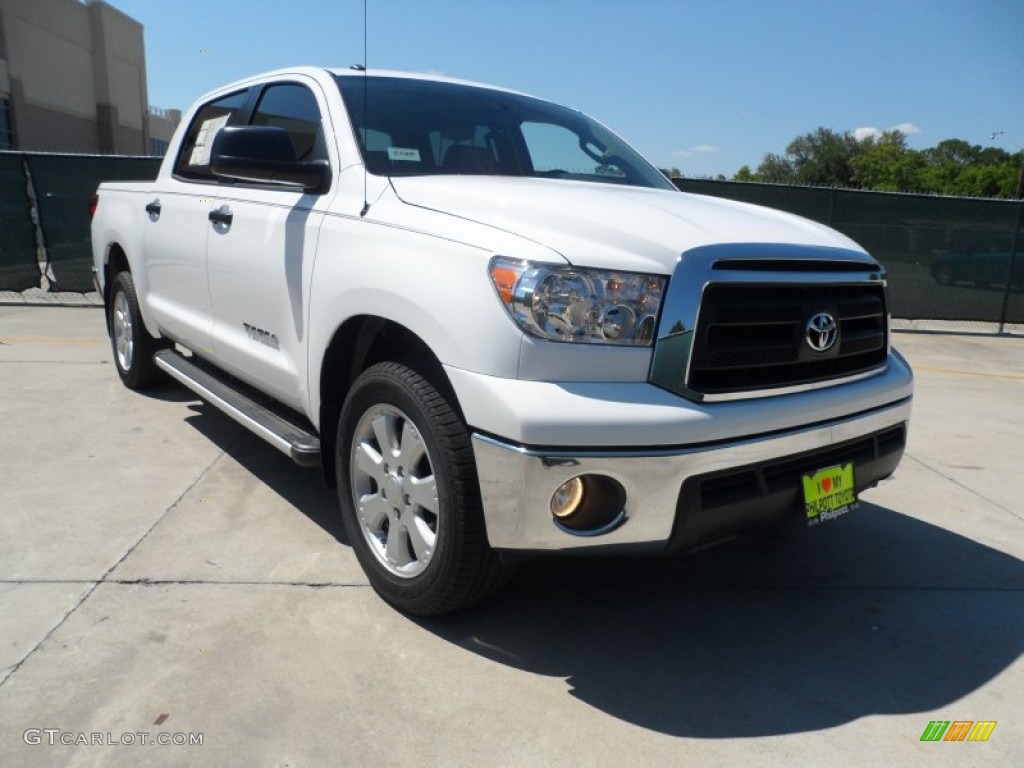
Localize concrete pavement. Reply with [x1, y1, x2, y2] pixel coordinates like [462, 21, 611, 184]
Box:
[0, 305, 1021, 767]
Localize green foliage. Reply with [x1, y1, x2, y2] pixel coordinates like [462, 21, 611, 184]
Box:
[734, 164, 754, 182]
[786, 127, 862, 187]
[851, 132, 927, 192]
[755, 153, 796, 184]
[734, 129, 1023, 199]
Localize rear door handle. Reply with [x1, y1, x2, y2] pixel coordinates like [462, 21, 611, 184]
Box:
[209, 208, 233, 226]
[145, 201, 161, 216]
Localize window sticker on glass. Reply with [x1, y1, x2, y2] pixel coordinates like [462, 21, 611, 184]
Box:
[387, 147, 421, 162]
[189, 114, 231, 166]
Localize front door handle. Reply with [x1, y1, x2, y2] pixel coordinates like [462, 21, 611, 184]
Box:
[145, 201, 161, 216]
[209, 208, 233, 226]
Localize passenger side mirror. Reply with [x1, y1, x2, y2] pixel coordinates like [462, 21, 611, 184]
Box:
[210, 126, 330, 194]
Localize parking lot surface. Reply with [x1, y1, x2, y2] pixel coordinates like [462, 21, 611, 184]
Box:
[1, 305, 1021, 767]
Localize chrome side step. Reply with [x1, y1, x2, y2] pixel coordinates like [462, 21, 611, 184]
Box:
[153, 350, 321, 467]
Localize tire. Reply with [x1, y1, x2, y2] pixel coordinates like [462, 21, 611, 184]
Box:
[337, 362, 512, 615]
[108, 271, 168, 389]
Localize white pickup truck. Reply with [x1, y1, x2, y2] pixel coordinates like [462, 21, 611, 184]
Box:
[91, 66, 913, 615]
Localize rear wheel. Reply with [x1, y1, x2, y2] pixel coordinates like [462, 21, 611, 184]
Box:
[337, 362, 511, 615]
[108, 271, 167, 389]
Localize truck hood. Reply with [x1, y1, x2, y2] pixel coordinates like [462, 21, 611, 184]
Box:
[389, 176, 864, 274]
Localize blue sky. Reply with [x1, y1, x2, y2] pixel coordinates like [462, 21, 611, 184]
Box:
[110, 0, 1024, 177]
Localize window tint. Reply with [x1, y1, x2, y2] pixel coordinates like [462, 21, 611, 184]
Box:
[250, 84, 325, 162]
[174, 90, 249, 180]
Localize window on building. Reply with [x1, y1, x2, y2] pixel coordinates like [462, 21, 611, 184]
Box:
[150, 138, 169, 156]
[0, 99, 14, 150]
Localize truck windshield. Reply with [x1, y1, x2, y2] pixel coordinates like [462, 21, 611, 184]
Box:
[335, 75, 674, 190]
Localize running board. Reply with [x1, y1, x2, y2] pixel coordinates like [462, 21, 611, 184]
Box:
[153, 350, 321, 467]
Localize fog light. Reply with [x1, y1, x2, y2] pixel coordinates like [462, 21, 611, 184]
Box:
[550, 474, 628, 535]
[551, 477, 584, 519]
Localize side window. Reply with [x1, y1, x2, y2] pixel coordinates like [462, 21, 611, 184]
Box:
[174, 90, 249, 181]
[250, 84, 326, 162]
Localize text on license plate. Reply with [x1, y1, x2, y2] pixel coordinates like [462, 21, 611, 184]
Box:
[803, 462, 859, 527]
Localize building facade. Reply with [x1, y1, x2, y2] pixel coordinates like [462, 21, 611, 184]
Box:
[0, 0, 177, 155]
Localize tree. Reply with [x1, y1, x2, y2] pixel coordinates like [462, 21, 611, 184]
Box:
[785, 127, 863, 187]
[742, 128, 864, 187]
[918, 140, 1021, 197]
[923, 139, 981, 167]
[734, 165, 754, 182]
[851, 131, 927, 192]
[753, 152, 796, 184]
[734, 130, 1024, 198]
[954, 164, 1019, 198]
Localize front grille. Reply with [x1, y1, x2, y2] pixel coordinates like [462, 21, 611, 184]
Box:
[711, 258, 881, 273]
[688, 283, 888, 394]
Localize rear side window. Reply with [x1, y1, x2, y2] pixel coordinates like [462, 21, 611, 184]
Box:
[174, 90, 249, 181]
[250, 83, 326, 162]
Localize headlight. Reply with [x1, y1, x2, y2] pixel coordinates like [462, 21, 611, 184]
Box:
[489, 257, 666, 346]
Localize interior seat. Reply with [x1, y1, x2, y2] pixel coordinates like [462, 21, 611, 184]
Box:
[441, 145, 496, 174]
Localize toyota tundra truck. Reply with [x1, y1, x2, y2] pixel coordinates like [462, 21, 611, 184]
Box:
[90, 67, 914, 615]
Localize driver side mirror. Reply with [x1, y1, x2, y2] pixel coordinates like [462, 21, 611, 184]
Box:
[211, 126, 330, 194]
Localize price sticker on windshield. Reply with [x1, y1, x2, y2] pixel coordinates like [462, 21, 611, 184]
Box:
[803, 463, 858, 527]
[387, 147, 421, 162]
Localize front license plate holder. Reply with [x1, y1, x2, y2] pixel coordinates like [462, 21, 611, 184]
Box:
[803, 462, 859, 527]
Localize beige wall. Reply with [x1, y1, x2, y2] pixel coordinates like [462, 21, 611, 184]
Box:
[0, 0, 157, 154]
[6, 6, 97, 118]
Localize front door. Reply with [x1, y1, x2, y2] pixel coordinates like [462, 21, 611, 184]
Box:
[205, 80, 334, 413]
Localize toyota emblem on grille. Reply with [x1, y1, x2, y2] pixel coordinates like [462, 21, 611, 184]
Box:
[805, 311, 838, 352]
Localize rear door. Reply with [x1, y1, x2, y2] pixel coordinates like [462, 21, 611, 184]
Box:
[143, 89, 251, 350]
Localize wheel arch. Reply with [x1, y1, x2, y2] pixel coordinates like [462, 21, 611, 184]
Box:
[318, 315, 464, 488]
[102, 243, 131, 333]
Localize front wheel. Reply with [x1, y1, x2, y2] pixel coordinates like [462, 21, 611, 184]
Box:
[337, 362, 511, 615]
[108, 271, 168, 389]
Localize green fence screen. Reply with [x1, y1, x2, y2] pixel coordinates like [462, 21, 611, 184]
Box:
[24, 154, 162, 292]
[1, 154, 1021, 327]
[676, 179, 1024, 326]
[0, 153, 41, 292]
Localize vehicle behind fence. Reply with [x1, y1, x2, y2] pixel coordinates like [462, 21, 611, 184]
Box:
[1, 151, 1021, 328]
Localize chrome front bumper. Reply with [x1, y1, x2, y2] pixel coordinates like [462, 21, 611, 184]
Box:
[472, 397, 912, 551]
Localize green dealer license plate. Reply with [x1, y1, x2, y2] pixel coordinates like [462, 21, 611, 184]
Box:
[803, 463, 859, 527]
